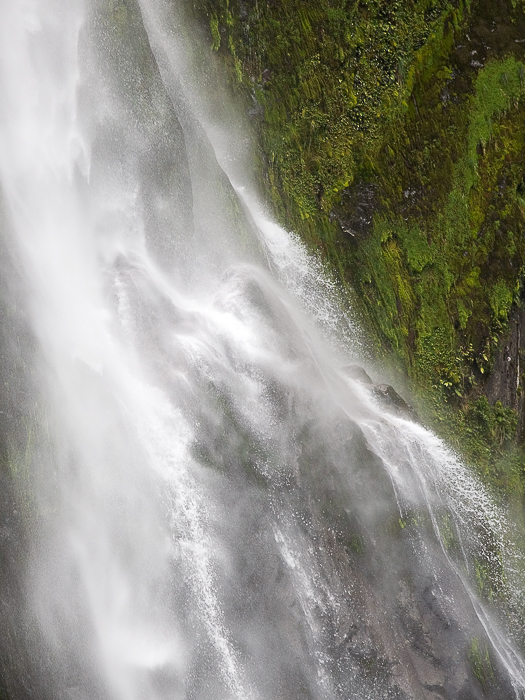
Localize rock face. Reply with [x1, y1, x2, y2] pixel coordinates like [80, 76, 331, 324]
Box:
[486, 301, 525, 439]
[0, 2, 522, 699]
[197, 0, 525, 471]
[342, 365, 420, 423]
[225, 414, 516, 700]
[330, 183, 379, 241]
[371, 384, 420, 423]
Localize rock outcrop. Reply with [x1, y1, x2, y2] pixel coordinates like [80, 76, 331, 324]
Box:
[342, 365, 420, 423]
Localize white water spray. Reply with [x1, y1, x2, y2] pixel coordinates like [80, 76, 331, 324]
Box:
[1, 1, 525, 699]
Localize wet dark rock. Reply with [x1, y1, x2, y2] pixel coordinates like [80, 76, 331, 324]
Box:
[274, 425, 515, 700]
[486, 299, 525, 439]
[261, 67, 272, 84]
[372, 384, 420, 423]
[341, 365, 420, 422]
[330, 183, 379, 241]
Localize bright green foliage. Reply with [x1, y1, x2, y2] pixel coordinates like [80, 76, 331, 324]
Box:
[358, 53, 525, 397]
[210, 14, 220, 50]
[196, 0, 461, 220]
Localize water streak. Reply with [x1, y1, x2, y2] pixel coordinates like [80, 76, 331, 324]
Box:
[0, 1, 524, 699]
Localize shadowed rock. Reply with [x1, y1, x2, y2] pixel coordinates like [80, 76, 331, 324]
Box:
[372, 384, 420, 423]
[342, 365, 420, 422]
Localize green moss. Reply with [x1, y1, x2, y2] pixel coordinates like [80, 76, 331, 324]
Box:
[193, 0, 525, 503]
[345, 533, 365, 554]
[196, 0, 463, 224]
[468, 637, 494, 688]
[439, 511, 460, 552]
[351, 49, 525, 480]
[210, 14, 220, 50]
[489, 280, 514, 321]
[397, 223, 433, 273]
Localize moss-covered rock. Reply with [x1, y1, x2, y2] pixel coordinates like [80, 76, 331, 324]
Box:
[192, 0, 525, 496]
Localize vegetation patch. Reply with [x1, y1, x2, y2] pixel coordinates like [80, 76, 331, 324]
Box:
[468, 637, 494, 688]
[192, 0, 525, 500]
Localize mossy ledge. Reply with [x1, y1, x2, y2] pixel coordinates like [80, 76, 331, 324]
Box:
[192, 0, 525, 499]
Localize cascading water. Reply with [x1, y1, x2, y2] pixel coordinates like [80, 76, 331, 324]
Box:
[1, 1, 525, 699]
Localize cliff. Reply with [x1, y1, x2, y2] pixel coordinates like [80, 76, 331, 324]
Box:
[193, 0, 525, 498]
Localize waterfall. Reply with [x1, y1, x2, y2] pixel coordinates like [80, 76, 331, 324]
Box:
[1, 1, 525, 699]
